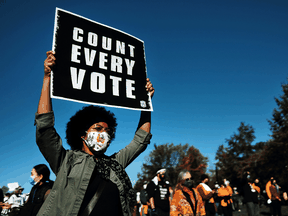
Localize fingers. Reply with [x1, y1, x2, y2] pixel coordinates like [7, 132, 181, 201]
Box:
[146, 78, 155, 98]
[44, 51, 56, 76]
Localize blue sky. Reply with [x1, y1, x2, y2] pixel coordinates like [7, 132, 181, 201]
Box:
[0, 0, 287, 193]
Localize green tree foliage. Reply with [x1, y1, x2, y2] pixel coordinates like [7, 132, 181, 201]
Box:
[215, 122, 257, 184]
[262, 82, 288, 185]
[216, 81, 288, 189]
[179, 146, 208, 182]
[134, 143, 208, 191]
[240, 82, 288, 187]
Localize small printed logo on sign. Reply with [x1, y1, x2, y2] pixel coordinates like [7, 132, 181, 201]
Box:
[140, 101, 146, 108]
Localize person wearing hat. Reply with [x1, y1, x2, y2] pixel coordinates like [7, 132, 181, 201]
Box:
[146, 169, 170, 216]
[7, 186, 25, 211]
[196, 174, 216, 216]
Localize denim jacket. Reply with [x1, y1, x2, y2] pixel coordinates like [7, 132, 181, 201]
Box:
[35, 112, 152, 216]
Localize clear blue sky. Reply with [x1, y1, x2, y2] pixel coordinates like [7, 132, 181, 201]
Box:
[0, 0, 287, 193]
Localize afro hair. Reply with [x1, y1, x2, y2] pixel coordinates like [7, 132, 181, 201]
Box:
[65, 105, 117, 150]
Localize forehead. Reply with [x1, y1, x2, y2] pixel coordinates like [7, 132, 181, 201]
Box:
[31, 168, 37, 175]
[88, 122, 109, 130]
[183, 172, 191, 179]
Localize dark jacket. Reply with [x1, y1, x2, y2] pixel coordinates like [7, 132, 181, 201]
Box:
[19, 181, 53, 216]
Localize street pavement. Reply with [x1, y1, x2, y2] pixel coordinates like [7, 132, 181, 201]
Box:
[232, 204, 288, 216]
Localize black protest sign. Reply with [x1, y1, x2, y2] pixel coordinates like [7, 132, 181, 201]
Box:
[51, 8, 152, 111]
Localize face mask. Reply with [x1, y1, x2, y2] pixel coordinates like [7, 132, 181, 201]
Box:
[84, 131, 110, 152]
[29, 176, 36, 186]
[159, 173, 166, 181]
[183, 178, 194, 189]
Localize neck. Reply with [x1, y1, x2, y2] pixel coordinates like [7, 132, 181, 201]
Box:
[82, 142, 94, 156]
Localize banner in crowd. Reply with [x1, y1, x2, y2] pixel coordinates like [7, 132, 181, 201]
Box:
[51, 8, 152, 111]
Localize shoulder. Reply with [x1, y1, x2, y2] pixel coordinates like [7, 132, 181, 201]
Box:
[173, 189, 184, 200]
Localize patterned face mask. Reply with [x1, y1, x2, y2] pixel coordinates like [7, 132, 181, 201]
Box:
[83, 131, 110, 152]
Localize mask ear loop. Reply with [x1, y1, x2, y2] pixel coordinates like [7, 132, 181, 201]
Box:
[82, 131, 89, 145]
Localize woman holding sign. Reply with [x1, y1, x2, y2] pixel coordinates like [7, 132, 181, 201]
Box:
[35, 51, 154, 216]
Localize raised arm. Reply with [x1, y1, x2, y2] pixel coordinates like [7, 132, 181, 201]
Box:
[37, 51, 55, 114]
[137, 78, 154, 133]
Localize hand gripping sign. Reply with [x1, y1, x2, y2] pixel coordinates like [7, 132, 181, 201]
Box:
[51, 8, 153, 111]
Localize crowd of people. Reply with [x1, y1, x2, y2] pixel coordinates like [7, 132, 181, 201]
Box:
[0, 164, 54, 216]
[1, 51, 286, 216]
[136, 169, 288, 216]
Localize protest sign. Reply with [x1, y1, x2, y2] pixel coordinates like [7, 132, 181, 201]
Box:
[51, 8, 152, 111]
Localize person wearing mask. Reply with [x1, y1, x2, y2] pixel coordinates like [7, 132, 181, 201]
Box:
[35, 51, 154, 216]
[217, 181, 233, 216]
[196, 174, 216, 216]
[270, 179, 282, 216]
[170, 170, 205, 216]
[146, 169, 170, 216]
[10, 164, 54, 216]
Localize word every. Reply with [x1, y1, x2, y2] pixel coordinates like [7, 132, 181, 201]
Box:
[70, 27, 137, 99]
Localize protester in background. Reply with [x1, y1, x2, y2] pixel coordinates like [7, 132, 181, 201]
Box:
[146, 169, 170, 216]
[214, 181, 221, 216]
[232, 187, 241, 212]
[224, 180, 234, 211]
[0, 187, 3, 213]
[7, 186, 25, 214]
[270, 178, 282, 216]
[217, 181, 233, 216]
[265, 176, 274, 215]
[170, 170, 205, 216]
[35, 51, 154, 216]
[140, 181, 151, 216]
[251, 178, 261, 216]
[10, 164, 54, 216]
[196, 174, 216, 216]
[1, 193, 11, 215]
[242, 174, 255, 216]
[133, 192, 141, 216]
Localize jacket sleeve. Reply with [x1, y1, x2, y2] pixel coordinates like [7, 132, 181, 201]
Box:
[266, 182, 272, 199]
[197, 185, 213, 201]
[270, 186, 280, 200]
[195, 190, 206, 216]
[35, 112, 66, 175]
[115, 128, 152, 168]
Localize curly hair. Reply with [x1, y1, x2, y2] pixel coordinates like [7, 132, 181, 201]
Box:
[65, 105, 117, 150]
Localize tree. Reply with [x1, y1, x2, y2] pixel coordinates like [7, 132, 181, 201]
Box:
[134, 143, 208, 191]
[215, 81, 288, 189]
[215, 122, 256, 185]
[179, 146, 208, 183]
[262, 82, 288, 187]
